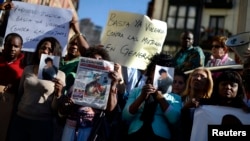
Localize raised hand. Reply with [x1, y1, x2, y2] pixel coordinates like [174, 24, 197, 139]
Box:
[0, 1, 14, 10]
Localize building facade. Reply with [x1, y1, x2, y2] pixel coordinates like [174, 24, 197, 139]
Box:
[148, 0, 250, 58]
[79, 18, 102, 47]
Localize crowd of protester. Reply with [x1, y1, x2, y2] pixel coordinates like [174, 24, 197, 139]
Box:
[0, 1, 250, 141]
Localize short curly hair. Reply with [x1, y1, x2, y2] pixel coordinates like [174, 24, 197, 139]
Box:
[4, 32, 23, 45]
[83, 46, 111, 61]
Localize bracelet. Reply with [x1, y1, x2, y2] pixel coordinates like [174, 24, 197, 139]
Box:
[75, 32, 82, 37]
[75, 32, 86, 39]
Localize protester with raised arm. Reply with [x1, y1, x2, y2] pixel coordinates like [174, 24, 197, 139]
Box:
[0, 1, 14, 10]
[60, 14, 89, 94]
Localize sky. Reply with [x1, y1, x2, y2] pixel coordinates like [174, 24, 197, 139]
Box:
[77, 0, 151, 28]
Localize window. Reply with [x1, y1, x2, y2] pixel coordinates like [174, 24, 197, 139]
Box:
[209, 16, 225, 35]
[167, 5, 196, 30]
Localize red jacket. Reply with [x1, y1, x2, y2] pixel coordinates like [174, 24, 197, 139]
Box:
[0, 53, 24, 93]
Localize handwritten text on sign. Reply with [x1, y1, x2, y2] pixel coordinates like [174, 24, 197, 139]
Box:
[5, 1, 72, 53]
[101, 11, 167, 70]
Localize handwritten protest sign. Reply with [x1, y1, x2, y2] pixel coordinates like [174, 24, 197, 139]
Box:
[101, 11, 167, 70]
[4, 1, 72, 55]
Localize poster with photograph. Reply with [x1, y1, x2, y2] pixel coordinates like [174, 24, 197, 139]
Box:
[37, 54, 60, 81]
[190, 105, 250, 141]
[71, 57, 114, 110]
[153, 65, 174, 93]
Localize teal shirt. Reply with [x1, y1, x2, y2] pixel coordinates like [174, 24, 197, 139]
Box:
[174, 46, 205, 72]
[122, 88, 182, 139]
[59, 57, 80, 93]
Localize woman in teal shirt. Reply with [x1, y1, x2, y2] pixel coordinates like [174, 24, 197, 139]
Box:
[122, 53, 182, 141]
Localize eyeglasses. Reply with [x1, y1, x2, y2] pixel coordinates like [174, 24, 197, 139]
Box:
[211, 45, 221, 48]
[40, 46, 52, 53]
